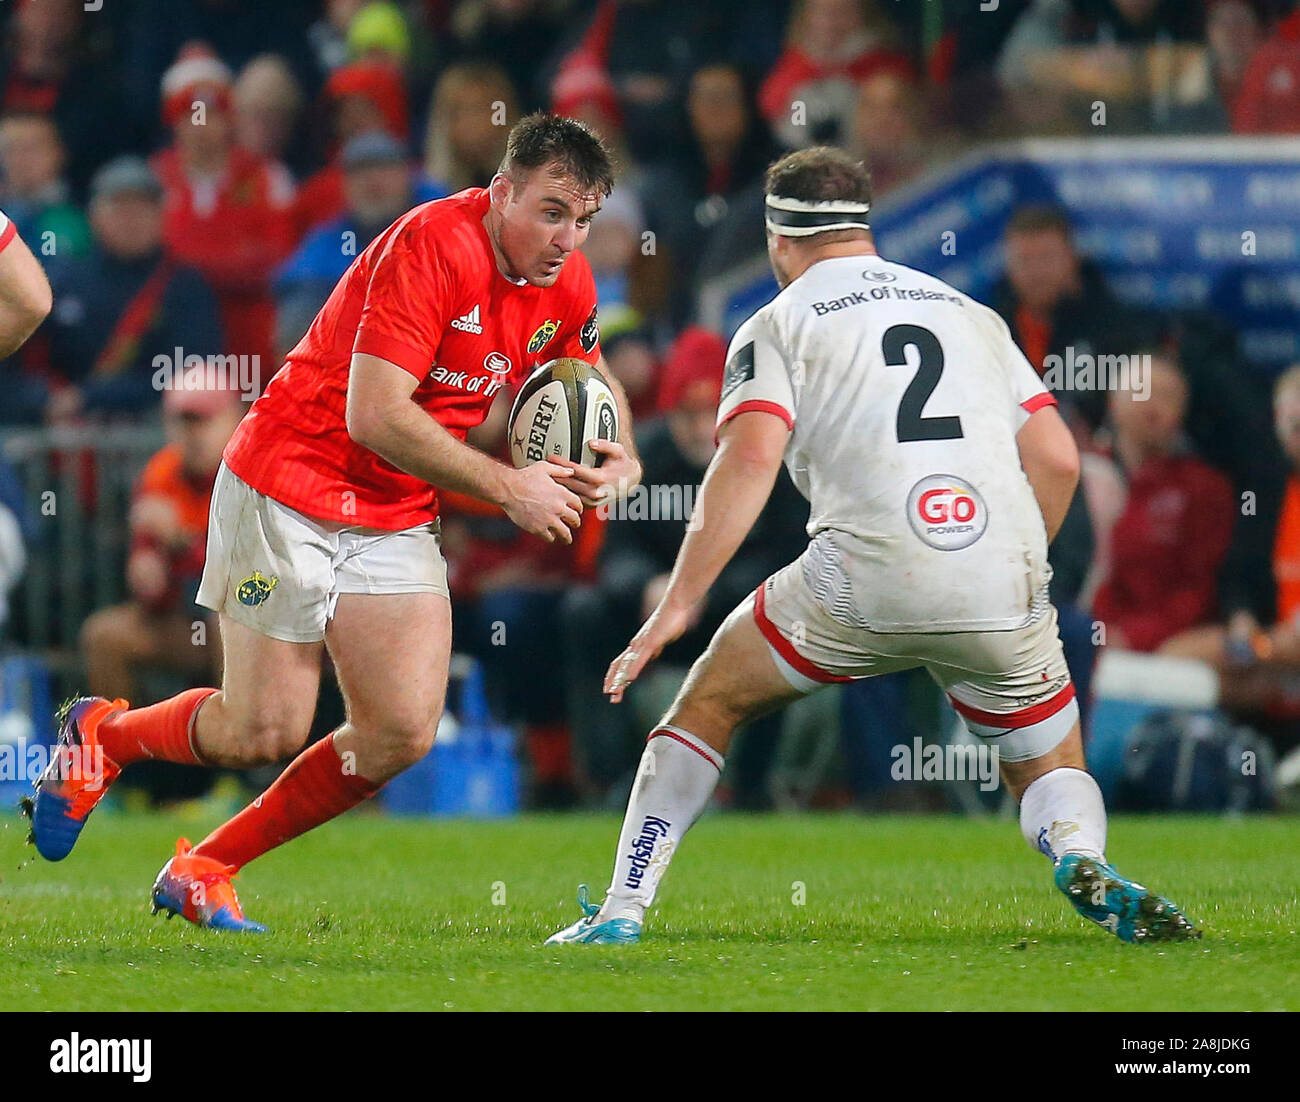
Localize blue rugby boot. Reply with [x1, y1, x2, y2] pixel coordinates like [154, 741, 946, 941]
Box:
[545, 884, 641, 945]
[23, 696, 129, 861]
[1055, 854, 1201, 943]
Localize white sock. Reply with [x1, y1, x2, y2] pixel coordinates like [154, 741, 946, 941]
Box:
[1019, 767, 1107, 863]
[599, 725, 723, 923]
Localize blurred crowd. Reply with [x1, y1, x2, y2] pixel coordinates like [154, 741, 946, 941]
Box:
[0, 0, 1299, 808]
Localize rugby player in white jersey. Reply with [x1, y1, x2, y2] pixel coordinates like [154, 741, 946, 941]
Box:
[547, 147, 1200, 946]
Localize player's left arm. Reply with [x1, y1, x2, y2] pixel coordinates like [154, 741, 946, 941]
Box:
[603, 408, 789, 702]
[558, 353, 642, 506]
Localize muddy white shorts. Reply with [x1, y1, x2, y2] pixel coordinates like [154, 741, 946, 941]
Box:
[196, 462, 449, 644]
[752, 557, 1077, 763]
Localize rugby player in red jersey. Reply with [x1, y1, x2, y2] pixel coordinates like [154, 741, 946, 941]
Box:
[27, 115, 642, 931]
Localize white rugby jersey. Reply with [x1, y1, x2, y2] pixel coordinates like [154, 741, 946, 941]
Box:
[717, 253, 1058, 633]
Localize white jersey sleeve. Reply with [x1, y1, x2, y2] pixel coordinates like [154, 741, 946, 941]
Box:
[716, 312, 797, 440]
[977, 303, 1056, 431]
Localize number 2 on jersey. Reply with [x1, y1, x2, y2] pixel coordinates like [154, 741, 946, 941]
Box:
[884, 324, 964, 443]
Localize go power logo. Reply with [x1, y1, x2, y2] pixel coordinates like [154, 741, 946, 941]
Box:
[907, 475, 987, 551]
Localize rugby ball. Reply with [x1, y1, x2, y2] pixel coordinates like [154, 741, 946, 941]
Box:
[507, 357, 619, 469]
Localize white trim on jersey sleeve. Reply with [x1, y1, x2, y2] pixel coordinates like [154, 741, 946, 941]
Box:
[715, 313, 796, 442]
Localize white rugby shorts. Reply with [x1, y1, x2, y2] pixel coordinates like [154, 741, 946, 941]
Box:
[752, 552, 1077, 763]
[196, 462, 449, 643]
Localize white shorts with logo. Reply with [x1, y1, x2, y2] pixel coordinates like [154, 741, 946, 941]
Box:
[752, 553, 1077, 763]
[196, 462, 450, 644]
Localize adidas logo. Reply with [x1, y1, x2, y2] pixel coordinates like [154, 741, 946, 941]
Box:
[451, 304, 482, 334]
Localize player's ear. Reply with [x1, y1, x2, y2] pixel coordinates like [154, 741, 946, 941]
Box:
[488, 172, 513, 211]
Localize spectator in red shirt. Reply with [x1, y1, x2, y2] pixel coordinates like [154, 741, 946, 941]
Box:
[1091, 352, 1236, 653]
[79, 382, 245, 705]
[759, 0, 912, 149]
[151, 44, 295, 374]
[1233, 6, 1300, 133]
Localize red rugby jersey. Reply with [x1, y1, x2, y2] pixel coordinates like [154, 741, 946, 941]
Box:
[223, 187, 601, 529]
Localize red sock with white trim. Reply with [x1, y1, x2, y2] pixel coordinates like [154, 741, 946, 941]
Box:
[598, 725, 724, 924]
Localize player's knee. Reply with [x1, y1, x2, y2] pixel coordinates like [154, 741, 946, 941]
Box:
[231, 714, 311, 765]
[368, 709, 441, 770]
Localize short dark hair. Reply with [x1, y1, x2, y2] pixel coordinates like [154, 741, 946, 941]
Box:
[500, 113, 615, 197]
[764, 146, 873, 243]
[1005, 204, 1075, 242]
[765, 146, 872, 208]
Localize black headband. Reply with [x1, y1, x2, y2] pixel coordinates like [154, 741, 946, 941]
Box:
[765, 194, 871, 237]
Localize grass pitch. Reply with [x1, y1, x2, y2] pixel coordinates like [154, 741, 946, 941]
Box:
[0, 807, 1295, 1011]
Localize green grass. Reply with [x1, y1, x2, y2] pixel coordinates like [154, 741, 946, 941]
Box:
[0, 808, 1296, 1010]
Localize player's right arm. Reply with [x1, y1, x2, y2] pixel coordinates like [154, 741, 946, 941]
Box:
[0, 214, 52, 359]
[1016, 403, 1080, 543]
[346, 352, 583, 544]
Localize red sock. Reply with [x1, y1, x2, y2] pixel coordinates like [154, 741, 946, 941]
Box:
[97, 687, 218, 767]
[192, 733, 380, 871]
